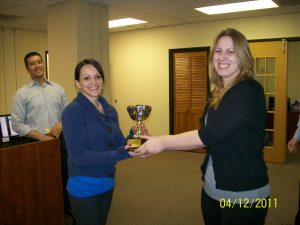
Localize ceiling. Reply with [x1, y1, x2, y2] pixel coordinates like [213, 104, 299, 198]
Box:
[0, 0, 300, 32]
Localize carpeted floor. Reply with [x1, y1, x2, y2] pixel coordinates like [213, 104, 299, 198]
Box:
[105, 150, 300, 225]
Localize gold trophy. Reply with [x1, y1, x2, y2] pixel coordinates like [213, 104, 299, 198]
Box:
[127, 104, 152, 150]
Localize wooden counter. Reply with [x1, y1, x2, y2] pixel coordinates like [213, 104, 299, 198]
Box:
[0, 139, 64, 225]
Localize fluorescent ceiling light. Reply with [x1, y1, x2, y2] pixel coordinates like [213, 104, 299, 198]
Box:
[109, 18, 147, 28]
[195, 0, 278, 15]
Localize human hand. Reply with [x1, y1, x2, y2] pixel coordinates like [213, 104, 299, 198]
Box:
[125, 143, 145, 157]
[124, 144, 131, 151]
[42, 134, 55, 141]
[133, 135, 165, 157]
[288, 137, 299, 154]
[26, 130, 54, 141]
[49, 122, 62, 138]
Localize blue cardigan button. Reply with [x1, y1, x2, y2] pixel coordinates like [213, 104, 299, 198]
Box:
[107, 143, 113, 148]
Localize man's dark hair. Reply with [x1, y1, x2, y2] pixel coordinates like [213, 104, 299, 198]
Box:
[24, 52, 43, 67]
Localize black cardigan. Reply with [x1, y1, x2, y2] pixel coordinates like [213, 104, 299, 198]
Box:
[199, 79, 269, 191]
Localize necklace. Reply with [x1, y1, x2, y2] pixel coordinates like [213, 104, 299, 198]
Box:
[97, 102, 104, 113]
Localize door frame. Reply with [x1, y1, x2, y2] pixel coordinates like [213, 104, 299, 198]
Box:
[169, 47, 210, 134]
[249, 36, 300, 163]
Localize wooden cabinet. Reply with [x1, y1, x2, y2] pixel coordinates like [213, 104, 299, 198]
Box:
[287, 111, 300, 142]
[267, 110, 299, 143]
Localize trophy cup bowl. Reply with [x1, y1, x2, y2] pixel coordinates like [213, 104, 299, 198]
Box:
[127, 104, 152, 150]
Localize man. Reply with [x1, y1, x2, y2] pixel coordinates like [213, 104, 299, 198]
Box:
[288, 115, 300, 154]
[288, 114, 300, 225]
[11, 51, 74, 224]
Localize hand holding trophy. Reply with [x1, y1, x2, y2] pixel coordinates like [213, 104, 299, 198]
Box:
[127, 104, 151, 150]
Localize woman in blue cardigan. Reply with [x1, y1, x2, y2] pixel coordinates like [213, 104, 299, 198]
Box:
[62, 58, 133, 225]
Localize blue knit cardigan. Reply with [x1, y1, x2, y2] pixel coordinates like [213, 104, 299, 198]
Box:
[62, 93, 131, 178]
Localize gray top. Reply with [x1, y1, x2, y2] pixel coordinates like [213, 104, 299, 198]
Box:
[204, 155, 271, 203]
[12, 79, 68, 136]
[293, 115, 300, 141]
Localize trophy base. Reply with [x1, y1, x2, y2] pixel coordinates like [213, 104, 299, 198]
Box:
[127, 138, 146, 151]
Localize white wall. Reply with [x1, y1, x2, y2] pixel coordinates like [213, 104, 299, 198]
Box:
[1, 12, 300, 135]
[288, 41, 300, 105]
[109, 13, 300, 135]
[0, 28, 47, 114]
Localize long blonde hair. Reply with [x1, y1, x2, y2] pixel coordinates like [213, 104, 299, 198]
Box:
[209, 28, 255, 108]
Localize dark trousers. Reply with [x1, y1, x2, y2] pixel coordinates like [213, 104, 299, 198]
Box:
[295, 209, 300, 225]
[201, 189, 268, 225]
[296, 182, 300, 225]
[59, 134, 71, 211]
[69, 189, 114, 225]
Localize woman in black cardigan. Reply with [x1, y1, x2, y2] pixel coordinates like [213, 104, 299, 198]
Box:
[133, 28, 270, 225]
